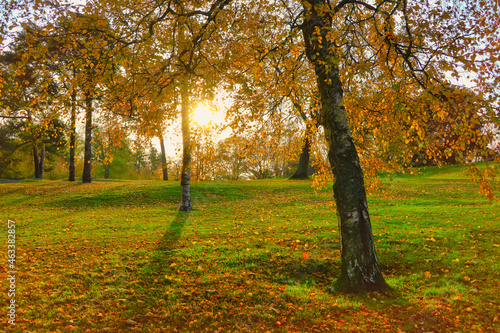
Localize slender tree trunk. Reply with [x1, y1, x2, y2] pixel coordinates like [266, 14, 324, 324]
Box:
[159, 136, 168, 181]
[104, 164, 110, 179]
[69, 90, 77, 181]
[29, 113, 43, 180]
[33, 144, 46, 179]
[39, 144, 45, 178]
[33, 145, 41, 179]
[179, 81, 193, 211]
[289, 126, 311, 180]
[97, 137, 110, 179]
[302, 0, 392, 294]
[82, 92, 93, 183]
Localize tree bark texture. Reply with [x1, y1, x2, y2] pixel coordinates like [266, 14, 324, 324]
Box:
[159, 136, 169, 181]
[82, 92, 93, 183]
[179, 82, 193, 211]
[69, 90, 76, 181]
[302, 0, 392, 293]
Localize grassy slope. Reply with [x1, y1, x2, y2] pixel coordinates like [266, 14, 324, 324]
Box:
[0, 164, 499, 332]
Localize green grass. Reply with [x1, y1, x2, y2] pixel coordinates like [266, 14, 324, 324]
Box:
[0, 164, 499, 332]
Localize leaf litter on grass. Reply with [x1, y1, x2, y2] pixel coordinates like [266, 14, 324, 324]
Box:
[0, 165, 499, 332]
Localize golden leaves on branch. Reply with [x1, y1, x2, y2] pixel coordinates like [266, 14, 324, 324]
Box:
[467, 164, 499, 201]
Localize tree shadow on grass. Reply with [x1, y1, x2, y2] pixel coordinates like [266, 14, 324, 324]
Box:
[51, 186, 180, 209]
[144, 211, 190, 276]
[112, 211, 191, 329]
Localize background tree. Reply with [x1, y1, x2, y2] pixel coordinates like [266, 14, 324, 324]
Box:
[0, 121, 25, 178]
[24, 7, 126, 183]
[409, 87, 495, 166]
[94, 0, 235, 210]
[92, 120, 127, 179]
[132, 140, 147, 175]
[214, 136, 248, 180]
[159, 136, 169, 180]
[0, 27, 65, 179]
[92, 133, 134, 179]
[149, 144, 162, 176]
[191, 125, 217, 181]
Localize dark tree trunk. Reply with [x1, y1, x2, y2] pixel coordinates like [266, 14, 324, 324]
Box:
[82, 92, 93, 183]
[97, 138, 110, 179]
[159, 136, 169, 181]
[39, 144, 45, 176]
[179, 82, 192, 211]
[69, 90, 76, 181]
[289, 127, 311, 180]
[33, 144, 45, 179]
[104, 164, 110, 179]
[302, 0, 392, 294]
[33, 145, 41, 179]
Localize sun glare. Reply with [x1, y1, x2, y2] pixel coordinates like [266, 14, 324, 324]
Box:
[192, 103, 220, 127]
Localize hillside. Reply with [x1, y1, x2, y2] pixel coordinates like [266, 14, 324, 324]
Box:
[0, 164, 498, 332]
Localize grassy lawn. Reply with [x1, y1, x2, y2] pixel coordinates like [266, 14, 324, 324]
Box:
[0, 164, 499, 332]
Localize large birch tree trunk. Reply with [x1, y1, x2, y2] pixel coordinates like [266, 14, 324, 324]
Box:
[179, 81, 193, 211]
[302, 0, 392, 294]
[82, 92, 93, 183]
